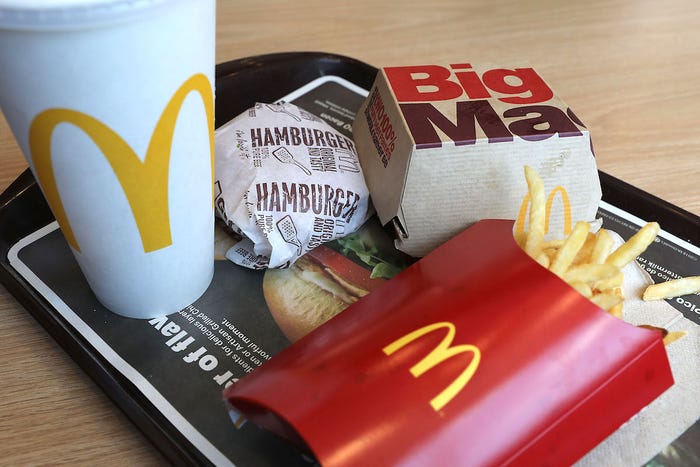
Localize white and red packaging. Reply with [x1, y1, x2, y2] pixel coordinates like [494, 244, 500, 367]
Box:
[352, 62, 601, 257]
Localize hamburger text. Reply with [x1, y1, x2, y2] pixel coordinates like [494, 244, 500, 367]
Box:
[250, 125, 356, 152]
[255, 182, 361, 223]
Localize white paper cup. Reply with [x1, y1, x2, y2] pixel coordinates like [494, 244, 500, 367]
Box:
[0, 0, 216, 318]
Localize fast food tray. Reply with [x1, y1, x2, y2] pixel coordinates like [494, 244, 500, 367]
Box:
[0, 52, 698, 466]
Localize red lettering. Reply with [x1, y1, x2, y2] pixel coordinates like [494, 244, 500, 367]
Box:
[364, 88, 396, 165]
[451, 63, 491, 99]
[384, 64, 554, 105]
[482, 68, 553, 104]
[385, 65, 463, 102]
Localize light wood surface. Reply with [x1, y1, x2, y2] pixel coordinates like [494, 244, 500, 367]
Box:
[1, 1, 698, 465]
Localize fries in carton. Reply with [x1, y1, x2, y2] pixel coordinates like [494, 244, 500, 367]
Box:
[223, 163, 700, 465]
[224, 215, 679, 465]
[352, 62, 601, 257]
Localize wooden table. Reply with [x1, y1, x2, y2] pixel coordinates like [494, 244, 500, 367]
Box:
[1, 1, 698, 464]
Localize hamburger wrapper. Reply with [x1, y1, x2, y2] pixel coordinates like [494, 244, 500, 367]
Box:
[224, 220, 681, 466]
[214, 103, 372, 268]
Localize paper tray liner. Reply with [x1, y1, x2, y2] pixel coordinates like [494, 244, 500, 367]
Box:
[224, 219, 673, 466]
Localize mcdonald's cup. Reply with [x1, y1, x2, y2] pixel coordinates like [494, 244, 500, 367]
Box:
[0, 0, 216, 318]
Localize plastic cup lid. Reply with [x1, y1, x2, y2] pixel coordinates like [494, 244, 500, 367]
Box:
[0, 0, 170, 30]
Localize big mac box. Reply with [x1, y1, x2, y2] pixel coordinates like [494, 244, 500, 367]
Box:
[351, 62, 601, 257]
[224, 219, 674, 466]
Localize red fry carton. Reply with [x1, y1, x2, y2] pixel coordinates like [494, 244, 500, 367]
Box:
[224, 220, 673, 466]
[351, 63, 602, 257]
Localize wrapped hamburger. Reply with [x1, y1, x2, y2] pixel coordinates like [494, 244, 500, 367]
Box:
[214, 103, 372, 268]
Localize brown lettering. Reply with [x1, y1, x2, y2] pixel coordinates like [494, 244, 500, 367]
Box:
[504, 105, 583, 141]
[399, 100, 513, 149]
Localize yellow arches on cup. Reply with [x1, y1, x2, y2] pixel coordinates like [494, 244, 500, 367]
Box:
[29, 73, 214, 253]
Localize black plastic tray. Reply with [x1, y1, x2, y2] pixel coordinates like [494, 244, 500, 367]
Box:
[1, 52, 699, 465]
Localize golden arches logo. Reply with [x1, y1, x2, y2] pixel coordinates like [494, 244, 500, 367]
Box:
[383, 321, 481, 412]
[29, 73, 214, 253]
[515, 185, 572, 235]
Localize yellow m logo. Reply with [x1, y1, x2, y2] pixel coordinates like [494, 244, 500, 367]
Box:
[29, 73, 214, 253]
[383, 322, 481, 412]
[515, 185, 572, 235]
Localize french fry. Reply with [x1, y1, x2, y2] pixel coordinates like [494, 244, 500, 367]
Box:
[523, 166, 546, 259]
[590, 292, 623, 312]
[572, 232, 597, 266]
[542, 239, 566, 250]
[563, 263, 618, 285]
[515, 166, 689, 347]
[593, 271, 624, 294]
[535, 252, 551, 268]
[643, 276, 700, 301]
[513, 231, 528, 249]
[589, 228, 614, 265]
[639, 325, 687, 346]
[608, 302, 623, 319]
[549, 221, 590, 277]
[542, 247, 559, 263]
[663, 331, 687, 346]
[605, 222, 660, 268]
[569, 281, 593, 298]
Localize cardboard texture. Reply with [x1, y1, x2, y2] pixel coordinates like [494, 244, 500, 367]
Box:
[225, 220, 674, 466]
[352, 63, 601, 257]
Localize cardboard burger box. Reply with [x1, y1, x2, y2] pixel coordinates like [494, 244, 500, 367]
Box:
[351, 62, 602, 256]
[224, 220, 673, 466]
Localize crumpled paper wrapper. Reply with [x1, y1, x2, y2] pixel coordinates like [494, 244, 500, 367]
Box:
[214, 103, 372, 268]
[576, 236, 700, 466]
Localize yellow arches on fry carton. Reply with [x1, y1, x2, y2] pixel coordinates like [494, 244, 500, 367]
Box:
[516, 185, 573, 236]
